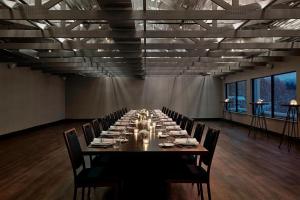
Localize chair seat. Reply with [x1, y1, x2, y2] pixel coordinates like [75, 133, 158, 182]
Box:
[166, 164, 209, 183]
[76, 166, 118, 187]
[91, 155, 114, 166]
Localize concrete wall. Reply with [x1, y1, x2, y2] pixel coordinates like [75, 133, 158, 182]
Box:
[223, 56, 300, 134]
[0, 65, 65, 135]
[66, 75, 222, 119]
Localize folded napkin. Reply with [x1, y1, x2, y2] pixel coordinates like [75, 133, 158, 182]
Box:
[174, 138, 199, 146]
[91, 138, 115, 145]
[161, 118, 173, 122]
[163, 122, 177, 126]
[169, 130, 188, 136]
[101, 131, 121, 136]
[109, 126, 125, 130]
[166, 125, 181, 130]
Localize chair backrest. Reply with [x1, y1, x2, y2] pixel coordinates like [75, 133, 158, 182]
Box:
[193, 123, 205, 143]
[124, 107, 128, 113]
[172, 112, 178, 121]
[201, 128, 220, 171]
[185, 119, 194, 136]
[170, 110, 174, 118]
[176, 114, 182, 125]
[100, 118, 109, 131]
[92, 119, 102, 138]
[165, 108, 170, 115]
[82, 123, 95, 146]
[63, 128, 85, 175]
[162, 107, 166, 113]
[180, 116, 188, 129]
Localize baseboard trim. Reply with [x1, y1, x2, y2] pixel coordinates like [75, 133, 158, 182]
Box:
[0, 119, 66, 140]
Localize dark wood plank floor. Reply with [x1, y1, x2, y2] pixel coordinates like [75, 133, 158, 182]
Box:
[0, 120, 299, 200]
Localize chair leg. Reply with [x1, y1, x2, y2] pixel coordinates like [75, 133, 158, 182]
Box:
[200, 184, 204, 200]
[73, 187, 77, 200]
[87, 187, 91, 200]
[82, 187, 85, 200]
[207, 183, 212, 200]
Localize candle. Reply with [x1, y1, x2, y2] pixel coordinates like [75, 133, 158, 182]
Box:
[134, 129, 138, 140]
[224, 98, 229, 103]
[290, 99, 298, 106]
[135, 119, 139, 127]
[158, 131, 162, 136]
[143, 138, 149, 144]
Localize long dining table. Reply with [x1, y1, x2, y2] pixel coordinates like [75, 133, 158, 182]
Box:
[82, 109, 208, 156]
[82, 109, 208, 200]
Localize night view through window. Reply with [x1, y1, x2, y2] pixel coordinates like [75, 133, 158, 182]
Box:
[253, 76, 272, 116]
[226, 82, 236, 111]
[253, 72, 296, 117]
[274, 72, 296, 117]
[226, 81, 247, 113]
[237, 81, 247, 113]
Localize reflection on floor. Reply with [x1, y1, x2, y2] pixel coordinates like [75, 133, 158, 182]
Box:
[0, 120, 299, 200]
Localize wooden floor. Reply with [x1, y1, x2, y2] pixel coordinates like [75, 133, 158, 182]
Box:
[0, 120, 299, 200]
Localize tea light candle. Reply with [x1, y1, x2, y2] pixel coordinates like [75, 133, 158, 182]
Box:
[135, 119, 139, 127]
[152, 122, 156, 133]
[158, 131, 162, 136]
[143, 138, 149, 144]
[290, 99, 298, 106]
[224, 98, 229, 103]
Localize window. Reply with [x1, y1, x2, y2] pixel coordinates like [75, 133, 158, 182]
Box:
[253, 76, 272, 116]
[226, 82, 236, 112]
[237, 81, 247, 112]
[274, 72, 296, 118]
[225, 81, 247, 113]
[252, 72, 296, 118]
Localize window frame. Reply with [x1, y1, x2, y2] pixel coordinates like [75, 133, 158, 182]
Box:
[225, 80, 247, 113]
[251, 71, 296, 118]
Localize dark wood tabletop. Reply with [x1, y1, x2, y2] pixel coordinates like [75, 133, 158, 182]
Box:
[82, 110, 208, 156]
[82, 134, 208, 155]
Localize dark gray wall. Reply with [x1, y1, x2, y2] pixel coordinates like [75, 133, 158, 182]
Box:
[0, 65, 65, 135]
[66, 76, 222, 119]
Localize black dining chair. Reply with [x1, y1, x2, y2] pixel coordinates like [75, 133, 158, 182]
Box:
[82, 123, 95, 146]
[180, 116, 188, 130]
[91, 119, 102, 138]
[100, 118, 109, 131]
[63, 128, 119, 200]
[172, 112, 178, 121]
[176, 114, 182, 125]
[193, 123, 205, 143]
[166, 127, 220, 200]
[186, 119, 194, 136]
[162, 106, 166, 113]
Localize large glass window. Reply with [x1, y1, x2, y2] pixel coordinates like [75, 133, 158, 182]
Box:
[252, 72, 296, 118]
[274, 72, 296, 118]
[237, 81, 247, 112]
[253, 76, 272, 116]
[226, 81, 247, 113]
[226, 82, 236, 112]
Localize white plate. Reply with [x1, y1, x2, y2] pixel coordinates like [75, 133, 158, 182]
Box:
[159, 134, 169, 138]
[115, 138, 128, 143]
[159, 143, 175, 147]
[91, 142, 114, 147]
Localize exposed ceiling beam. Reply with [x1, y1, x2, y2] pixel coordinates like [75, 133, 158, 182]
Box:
[0, 9, 300, 20]
[1, 29, 300, 38]
[43, 0, 64, 9]
[0, 42, 298, 50]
